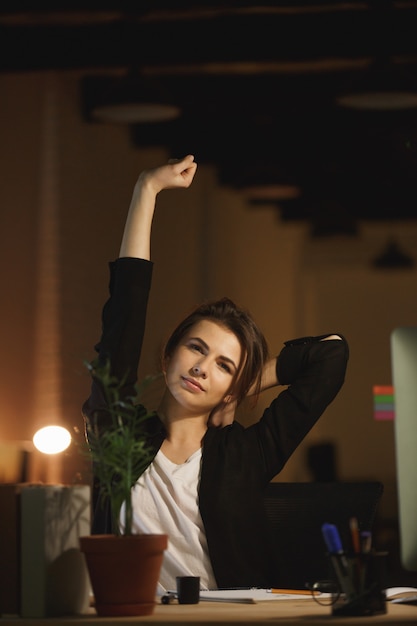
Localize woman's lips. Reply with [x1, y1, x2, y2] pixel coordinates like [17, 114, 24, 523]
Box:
[181, 376, 205, 392]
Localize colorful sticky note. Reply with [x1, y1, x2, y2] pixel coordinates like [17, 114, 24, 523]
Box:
[373, 385, 395, 421]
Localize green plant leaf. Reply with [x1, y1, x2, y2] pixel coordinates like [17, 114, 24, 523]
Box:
[82, 358, 157, 535]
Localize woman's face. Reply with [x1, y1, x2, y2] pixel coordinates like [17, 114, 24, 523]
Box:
[164, 319, 242, 415]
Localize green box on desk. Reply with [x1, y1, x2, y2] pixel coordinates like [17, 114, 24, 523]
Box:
[0, 483, 91, 618]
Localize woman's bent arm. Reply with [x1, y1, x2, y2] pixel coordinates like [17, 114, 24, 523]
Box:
[119, 155, 197, 260]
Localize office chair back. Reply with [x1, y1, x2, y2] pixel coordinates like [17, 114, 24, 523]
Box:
[264, 481, 384, 589]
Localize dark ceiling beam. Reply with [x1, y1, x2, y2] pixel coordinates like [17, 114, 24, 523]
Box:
[1, 2, 417, 224]
[1, 5, 417, 73]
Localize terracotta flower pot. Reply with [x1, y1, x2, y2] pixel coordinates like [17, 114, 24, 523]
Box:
[79, 534, 167, 617]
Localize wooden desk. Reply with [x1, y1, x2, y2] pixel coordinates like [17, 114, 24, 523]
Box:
[1, 599, 416, 625]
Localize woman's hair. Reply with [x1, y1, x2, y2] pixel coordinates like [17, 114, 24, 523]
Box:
[162, 297, 269, 405]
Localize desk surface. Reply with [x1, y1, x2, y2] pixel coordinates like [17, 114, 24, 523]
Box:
[1, 599, 416, 625]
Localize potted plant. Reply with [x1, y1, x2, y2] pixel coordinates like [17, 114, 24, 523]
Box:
[78, 359, 167, 617]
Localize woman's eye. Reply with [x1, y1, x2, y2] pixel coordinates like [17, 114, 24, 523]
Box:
[190, 343, 204, 353]
[219, 362, 231, 374]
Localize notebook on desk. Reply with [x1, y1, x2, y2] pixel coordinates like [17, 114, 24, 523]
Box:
[386, 587, 417, 605]
[163, 588, 325, 604]
[199, 589, 315, 603]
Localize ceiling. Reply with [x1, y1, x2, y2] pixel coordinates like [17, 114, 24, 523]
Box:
[1, 1, 417, 232]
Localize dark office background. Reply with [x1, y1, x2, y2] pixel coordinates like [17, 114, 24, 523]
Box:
[0, 2, 416, 585]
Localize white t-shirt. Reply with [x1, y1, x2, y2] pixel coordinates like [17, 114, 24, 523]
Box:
[120, 448, 217, 592]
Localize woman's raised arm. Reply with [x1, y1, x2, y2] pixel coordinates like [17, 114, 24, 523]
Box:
[119, 155, 197, 260]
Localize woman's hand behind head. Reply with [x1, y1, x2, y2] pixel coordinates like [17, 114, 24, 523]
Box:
[208, 397, 237, 428]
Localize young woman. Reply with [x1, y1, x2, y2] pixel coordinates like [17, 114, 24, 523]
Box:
[83, 155, 349, 592]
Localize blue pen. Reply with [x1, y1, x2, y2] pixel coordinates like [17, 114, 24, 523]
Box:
[321, 523, 355, 599]
[321, 522, 344, 554]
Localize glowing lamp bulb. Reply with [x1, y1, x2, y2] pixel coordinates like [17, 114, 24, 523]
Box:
[33, 425, 71, 454]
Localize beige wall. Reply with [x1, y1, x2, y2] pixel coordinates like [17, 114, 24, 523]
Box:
[1, 71, 416, 518]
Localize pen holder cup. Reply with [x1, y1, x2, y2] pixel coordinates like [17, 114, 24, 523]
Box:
[329, 551, 387, 617]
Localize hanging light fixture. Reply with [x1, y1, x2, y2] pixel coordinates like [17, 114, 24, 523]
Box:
[336, 58, 417, 111]
[243, 183, 302, 203]
[336, 0, 417, 112]
[82, 73, 181, 124]
[372, 238, 414, 269]
[223, 159, 303, 203]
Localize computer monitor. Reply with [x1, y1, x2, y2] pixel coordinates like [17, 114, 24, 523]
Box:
[391, 327, 417, 572]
